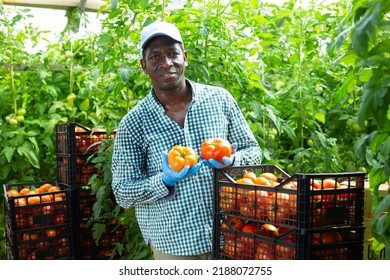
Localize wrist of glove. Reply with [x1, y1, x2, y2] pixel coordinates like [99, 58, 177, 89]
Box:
[203, 143, 237, 169]
[161, 151, 202, 186]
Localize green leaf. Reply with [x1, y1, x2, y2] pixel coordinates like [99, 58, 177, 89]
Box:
[28, 137, 39, 151]
[352, 6, 378, 58]
[119, 68, 131, 83]
[17, 144, 40, 168]
[359, 69, 373, 83]
[91, 68, 100, 80]
[331, 70, 355, 105]
[0, 165, 11, 179]
[370, 166, 388, 207]
[139, 0, 149, 10]
[92, 222, 106, 244]
[96, 33, 112, 47]
[368, 39, 390, 56]
[315, 112, 325, 124]
[110, 0, 118, 11]
[371, 195, 390, 260]
[4, 146, 15, 163]
[79, 99, 90, 111]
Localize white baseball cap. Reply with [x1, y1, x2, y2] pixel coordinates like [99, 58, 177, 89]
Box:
[140, 21, 183, 56]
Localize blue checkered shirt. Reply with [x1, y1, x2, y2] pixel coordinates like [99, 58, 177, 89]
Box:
[111, 80, 262, 256]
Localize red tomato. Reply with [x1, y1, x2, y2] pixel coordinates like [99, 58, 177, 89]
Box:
[237, 189, 256, 219]
[258, 223, 278, 238]
[265, 192, 291, 223]
[311, 231, 343, 245]
[221, 217, 245, 239]
[200, 138, 232, 163]
[311, 231, 345, 260]
[311, 179, 321, 189]
[322, 178, 341, 189]
[259, 172, 278, 183]
[255, 190, 269, 221]
[239, 222, 262, 259]
[167, 145, 198, 172]
[255, 242, 275, 260]
[277, 226, 295, 238]
[45, 229, 57, 238]
[219, 186, 237, 212]
[224, 238, 249, 260]
[236, 184, 268, 221]
[275, 243, 295, 259]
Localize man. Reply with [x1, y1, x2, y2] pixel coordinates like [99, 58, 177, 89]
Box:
[111, 21, 261, 260]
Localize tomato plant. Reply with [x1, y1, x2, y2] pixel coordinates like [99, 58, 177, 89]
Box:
[167, 145, 198, 172]
[1, 0, 389, 260]
[200, 139, 232, 163]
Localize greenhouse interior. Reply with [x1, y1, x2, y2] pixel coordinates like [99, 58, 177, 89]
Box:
[0, 0, 389, 266]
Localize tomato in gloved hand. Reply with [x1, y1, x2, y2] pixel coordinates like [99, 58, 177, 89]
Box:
[167, 145, 198, 172]
[200, 138, 232, 163]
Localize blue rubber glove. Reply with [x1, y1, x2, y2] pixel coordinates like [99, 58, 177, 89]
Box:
[161, 151, 202, 186]
[203, 143, 237, 169]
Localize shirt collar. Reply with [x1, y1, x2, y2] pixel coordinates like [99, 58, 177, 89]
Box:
[146, 79, 199, 110]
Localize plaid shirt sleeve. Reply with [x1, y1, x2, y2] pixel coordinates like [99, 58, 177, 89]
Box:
[111, 80, 261, 256]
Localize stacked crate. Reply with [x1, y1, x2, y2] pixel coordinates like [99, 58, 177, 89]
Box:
[3, 181, 73, 259]
[212, 165, 366, 260]
[55, 123, 121, 259]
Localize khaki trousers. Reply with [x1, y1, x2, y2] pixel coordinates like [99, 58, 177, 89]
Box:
[150, 244, 212, 260]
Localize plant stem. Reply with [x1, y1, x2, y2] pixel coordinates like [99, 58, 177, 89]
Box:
[8, 32, 17, 115]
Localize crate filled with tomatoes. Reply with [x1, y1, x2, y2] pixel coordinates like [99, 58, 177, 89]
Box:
[56, 154, 100, 187]
[68, 186, 127, 259]
[56, 123, 116, 155]
[212, 164, 366, 259]
[214, 217, 364, 260]
[3, 181, 74, 259]
[74, 220, 128, 259]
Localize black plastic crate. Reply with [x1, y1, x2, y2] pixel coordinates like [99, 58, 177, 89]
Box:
[3, 181, 74, 259]
[66, 186, 122, 259]
[73, 220, 127, 260]
[213, 165, 365, 229]
[69, 187, 96, 221]
[56, 123, 115, 155]
[3, 181, 72, 231]
[5, 224, 73, 260]
[212, 214, 364, 260]
[56, 154, 99, 186]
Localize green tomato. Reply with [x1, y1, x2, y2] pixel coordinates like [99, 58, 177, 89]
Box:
[269, 128, 278, 136]
[64, 51, 74, 59]
[353, 123, 362, 132]
[287, 163, 293, 174]
[16, 115, 24, 122]
[67, 93, 77, 106]
[358, 167, 367, 173]
[17, 108, 26, 116]
[307, 139, 314, 146]
[346, 119, 354, 128]
[9, 118, 18, 125]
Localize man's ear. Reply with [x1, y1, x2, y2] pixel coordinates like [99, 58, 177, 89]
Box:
[184, 51, 188, 67]
[140, 59, 147, 73]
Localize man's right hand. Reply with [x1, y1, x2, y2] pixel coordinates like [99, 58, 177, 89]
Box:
[161, 151, 202, 186]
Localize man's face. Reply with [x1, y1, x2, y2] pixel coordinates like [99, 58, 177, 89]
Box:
[141, 36, 188, 92]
